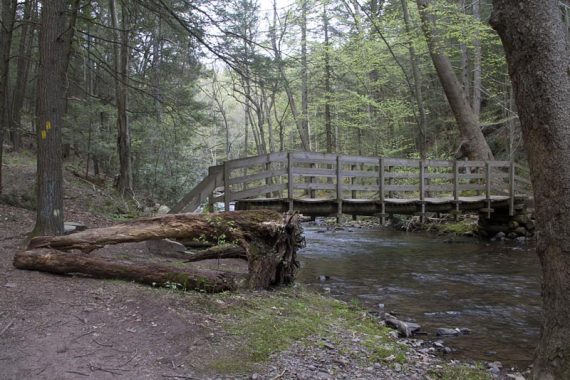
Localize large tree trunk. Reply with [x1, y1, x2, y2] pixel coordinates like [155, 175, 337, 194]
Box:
[401, 0, 427, 158]
[490, 1, 570, 379]
[9, 0, 35, 152]
[32, 0, 79, 236]
[300, 0, 310, 150]
[416, 0, 493, 161]
[323, 2, 334, 154]
[471, 0, 482, 118]
[458, 0, 470, 98]
[270, 0, 309, 151]
[110, 0, 133, 196]
[0, 0, 16, 194]
[25, 210, 304, 290]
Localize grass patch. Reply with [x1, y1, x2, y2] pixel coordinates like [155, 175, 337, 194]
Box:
[429, 219, 476, 235]
[428, 363, 491, 380]
[207, 286, 404, 374]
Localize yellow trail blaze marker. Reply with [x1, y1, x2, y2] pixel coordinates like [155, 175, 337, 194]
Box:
[41, 130, 47, 140]
[46, 121, 51, 130]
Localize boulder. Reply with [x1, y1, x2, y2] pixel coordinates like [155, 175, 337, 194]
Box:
[508, 220, 519, 230]
[494, 232, 506, 240]
[385, 314, 421, 337]
[64, 222, 87, 235]
[436, 327, 471, 337]
[156, 205, 171, 214]
[513, 214, 530, 224]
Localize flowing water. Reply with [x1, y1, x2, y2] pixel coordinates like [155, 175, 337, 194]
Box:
[297, 226, 541, 368]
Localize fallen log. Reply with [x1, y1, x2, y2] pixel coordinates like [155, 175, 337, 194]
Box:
[13, 248, 244, 292]
[17, 210, 304, 291]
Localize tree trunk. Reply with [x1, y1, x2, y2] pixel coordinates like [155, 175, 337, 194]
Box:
[110, 0, 133, 196]
[14, 248, 243, 292]
[9, 0, 34, 152]
[271, 0, 309, 151]
[323, 2, 334, 153]
[401, 0, 427, 159]
[458, 0, 470, 98]
[32, 0, 79, 236]
[471, 0, 482, 118]
[300, 0, 310, 150]
[490, 1, 570, 378]
[416, 0, 493, 161]
[0, 0, 16, 194]
[24, 210, 303, 290]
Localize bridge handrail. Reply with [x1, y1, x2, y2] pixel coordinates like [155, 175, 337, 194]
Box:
[173, 151, 532, 216]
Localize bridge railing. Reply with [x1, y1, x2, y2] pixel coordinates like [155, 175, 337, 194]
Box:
[174, 151, 531, 216]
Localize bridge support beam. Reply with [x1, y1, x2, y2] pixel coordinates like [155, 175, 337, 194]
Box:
[336, 155, 343, 223]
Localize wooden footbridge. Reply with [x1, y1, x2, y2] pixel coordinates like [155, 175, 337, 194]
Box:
[172, 152, 532, 221]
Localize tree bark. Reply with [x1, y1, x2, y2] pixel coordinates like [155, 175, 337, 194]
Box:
[14, 248, 243, 293]
[32, 0, 79, 236]
[416, 0, 493, 161]
[490, 1, 570, 378]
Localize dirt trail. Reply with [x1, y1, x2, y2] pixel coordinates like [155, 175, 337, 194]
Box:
[0, 202, 229, 379]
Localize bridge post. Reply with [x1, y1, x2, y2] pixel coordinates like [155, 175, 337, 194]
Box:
[453, 160, 460, 220]
[265, 161, 272, 198]
[336, 155, 343, 223]
[379, 158, 386, 225]
[223, 161, 231, 212]
[509, 161, 515, 216]
[309, 162, 316, 199]
[419, 160, 426, 223]
[351, 164, 357, 221]
[485, 161, 492, 219]
[287, 152, 294, 212]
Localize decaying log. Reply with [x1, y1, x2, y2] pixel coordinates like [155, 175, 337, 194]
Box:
[28, 210, 284, 252]
[14, 248, 244, 292]
[184, 244, 247, 262]
[17, 210, 304, 291]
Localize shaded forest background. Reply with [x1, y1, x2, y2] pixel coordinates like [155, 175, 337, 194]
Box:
[1, 0, 569, 207]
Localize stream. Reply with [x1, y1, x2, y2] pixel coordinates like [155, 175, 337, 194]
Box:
[297, 226, 542, 369]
